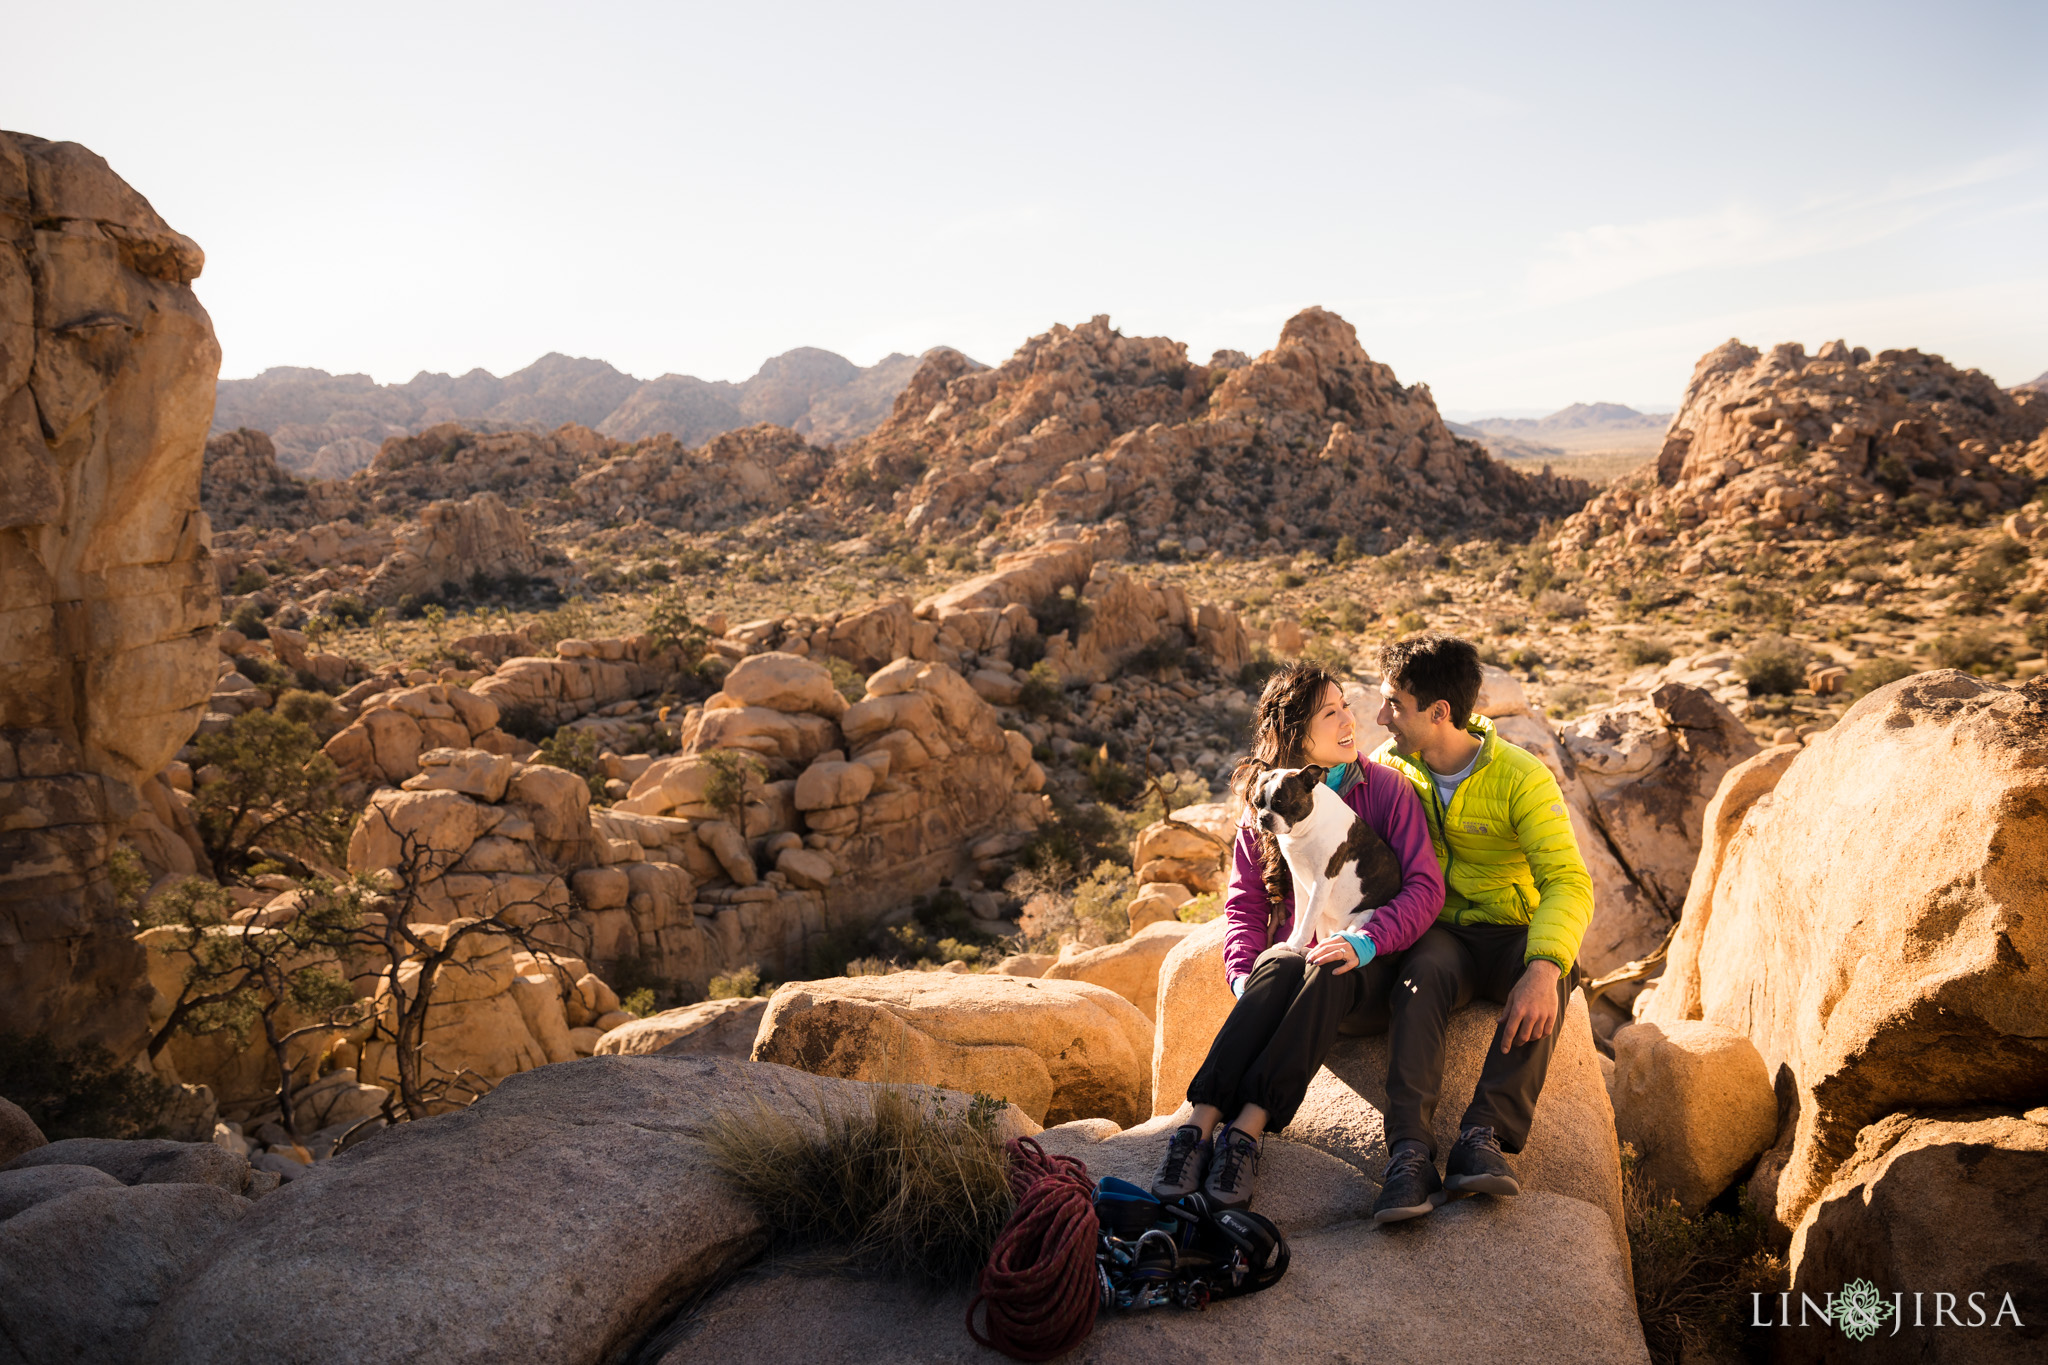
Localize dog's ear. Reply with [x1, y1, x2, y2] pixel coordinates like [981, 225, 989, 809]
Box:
[1297, 764, 1326, 790]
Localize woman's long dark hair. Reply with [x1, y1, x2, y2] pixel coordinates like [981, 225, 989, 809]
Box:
[1228, 662, 1343, 936]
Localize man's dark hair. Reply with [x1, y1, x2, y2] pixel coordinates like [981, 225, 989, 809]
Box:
[1378, 634, 1482, 728]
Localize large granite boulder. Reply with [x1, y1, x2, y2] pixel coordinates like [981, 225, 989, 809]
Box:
[752, 972, 1153, 1127]
[593, 996, 768, 1059]
[1782, 1110, 2047, 1365]
[135, 1056, 1021, 1365]
[0, 133, 220, 1058]
[0, 1181, 249, 1363]
[1643, 673, 2048, 1240]
[1041, 919, 1198, 1019]
[1609, 1019, 1779, 1214]
[658, 1112, 1647, 1364]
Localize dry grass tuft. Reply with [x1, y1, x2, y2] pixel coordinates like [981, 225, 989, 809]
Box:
[704, 1084, 1016, 1287]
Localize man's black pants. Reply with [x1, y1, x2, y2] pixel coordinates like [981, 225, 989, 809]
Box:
[1186, 943, 1400, 1131]
[1385, 921, 1572, 1156]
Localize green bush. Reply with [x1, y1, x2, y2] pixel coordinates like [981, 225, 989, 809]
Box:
[1623, 1144, 1784, 1364]
[535, 727, 608, 803]
[1736, 636, 1810, 696]
[1847, 657, 1916, 696]
[1072, 861, 1134, 942]
[190, 711, 352, 882]
[1926, 629, 2004, 672]
[1016, 661, 1066, 720]
[1616, 637, 1672, 668]
[1534, 590, 1587, 621]
[228, 567, 270, 596]
[1177, 892, 1222, 923]
[227, 600, 270, 639]
[708, 964, 764, 999]
[0, 1030, 178, 1140]
[700, 749, 762, 824]
[644, 589, 710, 661]
[823, 654, 866, 702]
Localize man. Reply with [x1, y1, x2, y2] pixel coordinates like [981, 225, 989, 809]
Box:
[1364, 633, 1593, 1225]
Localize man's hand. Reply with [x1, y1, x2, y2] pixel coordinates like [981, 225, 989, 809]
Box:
[1499, 959, 1562, 1052]
[1305, 937, 1360, 974]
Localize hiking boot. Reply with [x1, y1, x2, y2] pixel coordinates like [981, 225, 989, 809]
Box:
[1204, 1125, 1262, 1209]
[1371, 1142, 1445, 1225]
[1444, 1125, 1520, 1197]
[1150, 1124, 1211, 1200]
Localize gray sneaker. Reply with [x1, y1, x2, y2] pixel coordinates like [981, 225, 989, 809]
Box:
[1150, 1124, 1211, 1200]
[1204, 1125, 1262, 1209]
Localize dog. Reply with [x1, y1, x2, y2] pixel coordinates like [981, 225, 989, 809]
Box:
[1249, 765, 1406, 952]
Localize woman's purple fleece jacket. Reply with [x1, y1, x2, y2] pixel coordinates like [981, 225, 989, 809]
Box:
[1221, 760, 1445, 990]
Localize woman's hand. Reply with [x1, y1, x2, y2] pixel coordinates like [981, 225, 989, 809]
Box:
[1305, 937, 1360, 974]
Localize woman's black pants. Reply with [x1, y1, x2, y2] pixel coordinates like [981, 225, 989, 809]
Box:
[1185, 943, 1399, 1131]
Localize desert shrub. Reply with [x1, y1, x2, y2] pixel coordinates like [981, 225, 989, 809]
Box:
[0, 1029, 179, 1140]
[534, 727, 608, 802]
[708, 964, 765, 1000]
[1016, 661, 1066, 720]
[275, 688, 339, 736]
[1510, 645, 1545, 672]
[1237, 657, 1285, 692]
[228, 567, 270, 596]
[1033, 585, 1090, 640]
[1177, 892, 1222, 923]
[1544, 682, 1609, 719]
[644, 589, 710, 661]
[1925, 629, 2004, 672]
[1275, 570, 1305, 590]
[704, 1084, 1011, 1287]
[1129, 636, 1188, 675]
[531, 601, 595, 649]
[700, 749, 762, 824]
[1847, 658, 1916, 695]
[1072, 861, 1134, 942]
[1085, 754, 1142, 804]
[1616, 637, 1672, 669]
[190, 711, 353, 882]
[232, 654, 288, 690]
[227, 600, 270, 639]
[327, 594, 370, 627]
[1534, 590, 1587, 621]
[1623, 1144, 1784, 1364]
[823, 654, 865, 702]
[1736, 636, 1810, 696]
[609, 950, 691, 1014]
[1395, 610, 1427, 633]
[495, 702, 552, 743]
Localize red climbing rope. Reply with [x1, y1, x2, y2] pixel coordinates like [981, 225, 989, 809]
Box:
[965, 1136, 1100, 1361]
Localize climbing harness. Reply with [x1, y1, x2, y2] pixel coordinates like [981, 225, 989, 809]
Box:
[1091, 1176, 1290, 1313]
[967, 1139, 1290, 1361]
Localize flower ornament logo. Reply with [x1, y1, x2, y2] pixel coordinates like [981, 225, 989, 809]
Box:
[1836, 1280, 1896, 1341]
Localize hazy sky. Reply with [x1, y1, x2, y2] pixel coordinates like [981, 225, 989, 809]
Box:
[7, 1, 2045, 414]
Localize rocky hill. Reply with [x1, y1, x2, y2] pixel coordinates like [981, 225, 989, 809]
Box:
[1467, 402, 1669, 438]
[213, 348, 932, 476]
[834, 308, 1592, 551]
[1553, 338, 2045, 571]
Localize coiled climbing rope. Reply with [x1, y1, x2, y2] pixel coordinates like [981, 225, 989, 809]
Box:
[965, 1136, 1100, 1360]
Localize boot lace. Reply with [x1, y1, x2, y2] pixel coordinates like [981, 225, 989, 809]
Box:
[1212, 1130, 1254, 1193]
[1158, 1127, 1201, 1184]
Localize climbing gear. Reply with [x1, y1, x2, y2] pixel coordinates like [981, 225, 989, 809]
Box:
[1093, 1176, 1289, 1313]
[1149, 1124, 1210, 1200]
[1203, 1124, 1262, 1209]
[1445, 1124, 1520, 1197]
[1371, 1142, 1446, 1225]
[968, 1139, 1291, 1359]
[967, 1138, 1100, 1361]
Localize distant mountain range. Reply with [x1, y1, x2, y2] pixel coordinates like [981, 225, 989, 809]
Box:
[211, 347, 948, 477]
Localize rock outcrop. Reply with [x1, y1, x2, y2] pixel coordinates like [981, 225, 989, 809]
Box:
[1554, 338, 2047, 569]
[842, 309, 1591, 548]
[1642, 672, 2048, 1244]
[1608, 1019, 1779, 1214]
[0, 133, 220, 1058]
[1783, 1110, 2046, 1364]
[752, 972, 1155, 1126]
[360, 492, 544, 605]
[568, 423, 832, 531]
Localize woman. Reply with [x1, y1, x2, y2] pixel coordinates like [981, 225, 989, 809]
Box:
[1152, 662, 1444, 1210]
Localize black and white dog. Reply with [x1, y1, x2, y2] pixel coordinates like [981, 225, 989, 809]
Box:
[1249, 765, 1405, 951]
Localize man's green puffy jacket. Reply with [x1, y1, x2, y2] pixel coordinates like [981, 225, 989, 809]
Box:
[1368, 715, 1594, 972]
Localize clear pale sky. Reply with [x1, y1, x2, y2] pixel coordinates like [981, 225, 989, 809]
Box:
[7, 1, 2044, 415]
